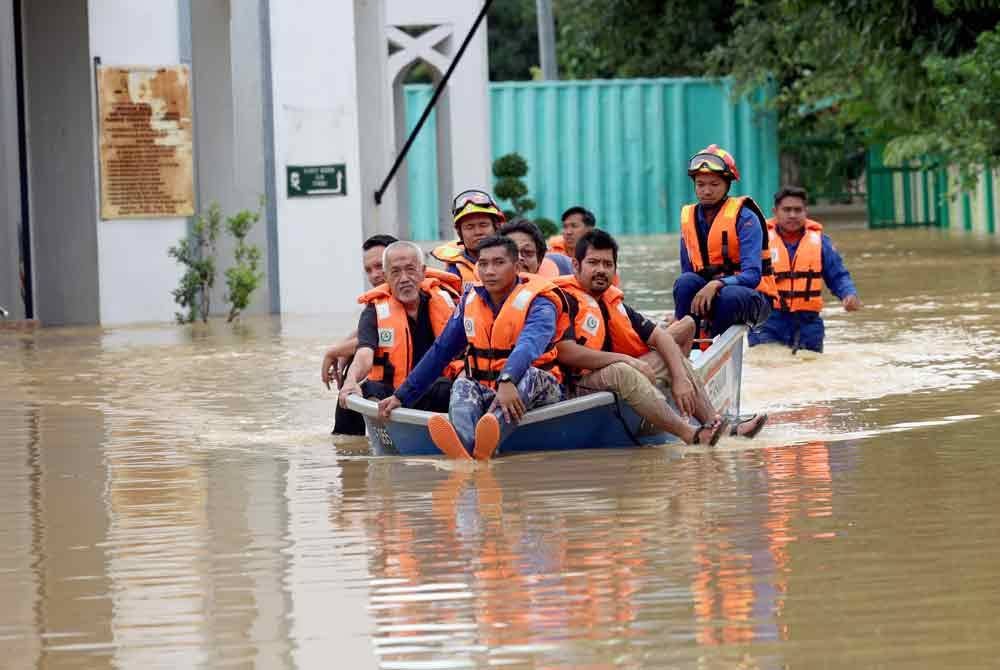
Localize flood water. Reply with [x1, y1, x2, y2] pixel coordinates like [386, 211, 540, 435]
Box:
[2, 227, 999, 669]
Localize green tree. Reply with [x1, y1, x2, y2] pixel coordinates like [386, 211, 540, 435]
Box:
[168, 203, 221, 324]
[711, 0, 1000, 172]
[488, 0, 540, 80]
[224, 204, 265, 323]
[493, 153, 536, 219]
[556, 0, 737, 79]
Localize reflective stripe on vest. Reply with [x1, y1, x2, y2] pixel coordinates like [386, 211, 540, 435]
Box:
[357, 274, 461, 390]
[767, 218, 824, 312]
[463, 275, 566, 388]
[553, 277, 650, 358]
[430, 241, 478, 287]
[680, 196, 778, 299]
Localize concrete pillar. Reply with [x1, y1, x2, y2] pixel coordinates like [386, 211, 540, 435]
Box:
[0, 0, 24, 320]
[268, 0, 381, 314]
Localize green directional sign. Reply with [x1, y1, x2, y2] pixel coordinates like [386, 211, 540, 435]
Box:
[286, 164, 347, 197]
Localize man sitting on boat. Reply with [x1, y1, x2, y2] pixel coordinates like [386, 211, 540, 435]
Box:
[556, 230, 767, 444]
[749, 186, 862, 353]
[672, 145, 776, 344]
[321, 233, 398, 435]
[430, 190, 506, 286]
[378, 235, 568, 461]
[501, 218, 573, 277]
[548, 205, 595, 256]
[337, 241, 463, 414]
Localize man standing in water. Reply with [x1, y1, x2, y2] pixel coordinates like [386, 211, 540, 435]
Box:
[430, 190, 505, 286]
[750, 186, 862, 353]
[672, 145, 776, 340]
[378, 235, 567, 461]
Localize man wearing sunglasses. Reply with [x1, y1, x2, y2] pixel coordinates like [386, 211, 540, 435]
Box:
[430, 190, 506, 286]
[673, 145, 777, 343]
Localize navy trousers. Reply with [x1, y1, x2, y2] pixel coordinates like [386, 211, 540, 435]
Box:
[748, 310, 825, 353]
[672, 272, 772, 336]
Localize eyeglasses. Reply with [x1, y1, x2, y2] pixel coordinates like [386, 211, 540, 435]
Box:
[687, 153, 729, 174]
[452, 189, 498, 214]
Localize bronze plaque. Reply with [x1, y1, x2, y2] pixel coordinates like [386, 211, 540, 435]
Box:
[97, 65, 194, 219]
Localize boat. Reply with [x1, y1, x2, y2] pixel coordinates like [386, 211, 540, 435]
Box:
[345, 325, 747, 456]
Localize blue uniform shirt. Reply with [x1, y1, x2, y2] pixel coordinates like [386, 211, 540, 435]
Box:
[679, 200, 764, 289]
[778, 233, 857, 301]
[393, 281, 558, 406]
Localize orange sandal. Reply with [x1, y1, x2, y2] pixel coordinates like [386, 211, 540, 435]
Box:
[428, 415, 472, 460]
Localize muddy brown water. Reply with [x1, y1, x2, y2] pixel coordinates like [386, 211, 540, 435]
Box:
[2, 227, 999, 669]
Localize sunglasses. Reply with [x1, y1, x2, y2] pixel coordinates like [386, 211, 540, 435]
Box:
[687, 153, 729, 173]
[452, 189, 498, 214]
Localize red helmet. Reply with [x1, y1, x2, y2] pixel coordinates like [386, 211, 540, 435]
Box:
[687, 144, 740, 182]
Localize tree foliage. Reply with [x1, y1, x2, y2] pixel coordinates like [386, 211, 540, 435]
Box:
[224, 202, 265, 323]
[555, 0, 737, 79]
[488, 0, 541, 81]
[493, 153, 536, 219]
[168, 203, 220, 324]
[710, 0, 1000, 171]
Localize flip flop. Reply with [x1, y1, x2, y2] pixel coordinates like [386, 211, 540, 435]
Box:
[692, 418, 729, 447]
[730, 413, 768, 439]
[428, 414, 473, 460]
[473, 413, 501, 461]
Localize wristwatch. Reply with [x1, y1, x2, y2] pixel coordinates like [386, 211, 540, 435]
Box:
[497, 372, 514, 385]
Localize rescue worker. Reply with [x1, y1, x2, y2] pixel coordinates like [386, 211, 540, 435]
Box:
[548, 205, 596, 255]
[337, 241, 462, 413]
[556, 230, 767, 443]
[430, 189, 505, 286]
[322, 233, 398, 435]
[673, 145, 776, 340]
[500, 218, 573, 277]
[378, 235, 568, 461]
[749, 186, 862, 353]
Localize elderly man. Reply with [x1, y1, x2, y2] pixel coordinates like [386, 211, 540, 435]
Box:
[338, 241, 462, 413]
[556, 230, 767, 444]
[379, 235, 568, 461]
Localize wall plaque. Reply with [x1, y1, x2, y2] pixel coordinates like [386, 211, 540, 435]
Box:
[97, 65, 194, 219]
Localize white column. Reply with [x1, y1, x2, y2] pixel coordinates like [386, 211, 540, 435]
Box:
[88, 0, 188, 324]
[268, 0, 369, 314]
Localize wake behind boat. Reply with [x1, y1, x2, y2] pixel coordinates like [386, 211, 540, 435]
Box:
[345, 325, 747, 457]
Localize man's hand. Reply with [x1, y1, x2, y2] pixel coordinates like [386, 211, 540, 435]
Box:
[378, 395, 402, 419]
[618, 355, 656, 385]
[842, 295, 862, 312]
[321, 348, 338, 389]
[691, 280, 723, 317]
[671, 377, 697, 418]
[492, 381, 526, 424]
[338, 378, 362, 408]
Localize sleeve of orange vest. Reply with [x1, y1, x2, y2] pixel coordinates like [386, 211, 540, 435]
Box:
[821, 234, 857, 300]
[501, 299, 557, 384]
[720, 208, 763, 289]
[393, 303, 469, 406]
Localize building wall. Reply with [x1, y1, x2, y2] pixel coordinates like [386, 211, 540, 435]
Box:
[22, 0, 101, 326]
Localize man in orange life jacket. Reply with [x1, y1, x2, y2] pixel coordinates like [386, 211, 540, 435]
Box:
[337, 241, 462, 413]
[749, 186, 861, 353]
[322, 233, 398, 435]
[430, 190, 506, 286]
[378, 235, 567, 461]
[555, 230, 768, 444]
[548, 205, 596, 256]
[501, 218, 574, 277]
[673, 145, 776, 338]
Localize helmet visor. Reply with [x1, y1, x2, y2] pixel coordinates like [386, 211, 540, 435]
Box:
[452, 189, 497, 215]
[687, 153, 729, 175]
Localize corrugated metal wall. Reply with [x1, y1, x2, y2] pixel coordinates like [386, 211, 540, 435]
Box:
[867, 146, 998, 234]
[404, 78, 779, 240]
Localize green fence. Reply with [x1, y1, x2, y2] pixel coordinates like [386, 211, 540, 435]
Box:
[867, 146, 998, 233]
[403, 78, 779, 240]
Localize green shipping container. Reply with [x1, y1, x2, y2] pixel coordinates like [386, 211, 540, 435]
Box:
[403, 78, 779, 240]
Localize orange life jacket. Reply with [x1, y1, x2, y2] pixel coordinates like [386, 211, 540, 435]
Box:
[536, 255, 564, 278]
[430, 241, 478, 287]
[462, 274, 567, 388]
[553, 277, 650, 358]
[680, 196, 778, 300]
[547, 234, 567, 254]
[357, 269, 462, 390]
[767, 218, 825, 312]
